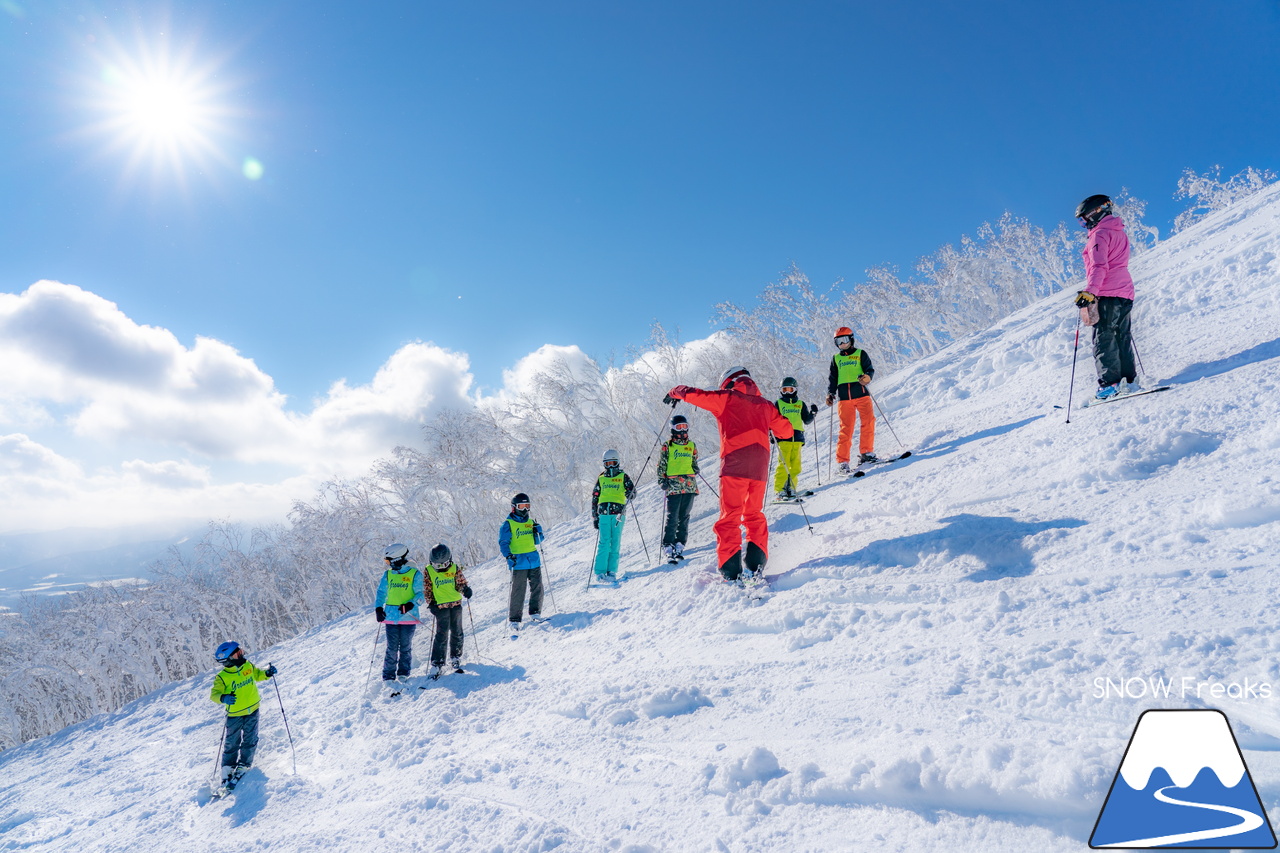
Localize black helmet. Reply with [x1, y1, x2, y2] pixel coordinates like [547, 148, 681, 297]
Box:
[511, 492, 530, 508]
[1075, 194, 1113, 229]
[511, 493, 531, 519]
[429, 543, 452, 567]
[671, 414, 688, 429]
[781, 376, 797, 389]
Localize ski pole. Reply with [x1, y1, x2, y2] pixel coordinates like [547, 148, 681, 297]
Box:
[797, 495, 815, 535]
[869, 393, 904, 450]
[634, 400, 679, 486]
[270, 672, 297, 775]
[697, 472, 719, 499]
[631, 509, 652, 566]
[1066, 313, 1081, 424]
[212, 719, 227, 782]
[536, 544, 559, 614]
[1132, 336, 1146, 380]
[827, 403, 834, 478]
[464, 600, 499, 667]
[585, 525, 601, 590]
[364, 626, 381, 689]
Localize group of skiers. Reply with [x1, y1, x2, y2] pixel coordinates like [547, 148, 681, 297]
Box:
[210, 193, 1139, 790]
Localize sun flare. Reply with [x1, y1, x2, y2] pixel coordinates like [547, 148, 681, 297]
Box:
[75, 23, 241, 189]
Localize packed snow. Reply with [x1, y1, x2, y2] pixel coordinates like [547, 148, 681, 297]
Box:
[3, 183, 1280, 852]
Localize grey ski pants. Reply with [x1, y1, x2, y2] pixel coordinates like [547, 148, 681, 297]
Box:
[508, 568, 543, 623]
[382, 623, 416, 680]
[1093, 296, 1136, 387]
[222, 709, 260, 769]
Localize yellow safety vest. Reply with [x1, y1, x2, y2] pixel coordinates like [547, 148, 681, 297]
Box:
[211, 663, 266, 717]
[427, 563, 463, 604]
[666, 442, 696, 476]
[384, 566, 418, 606]
[597, 473, 628, 505]
[507, 518, 538, 555]
[776, 399, 805, 431]
[834, 350, 865, 385]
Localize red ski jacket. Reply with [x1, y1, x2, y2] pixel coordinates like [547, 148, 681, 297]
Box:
[668, 377, 794, 481]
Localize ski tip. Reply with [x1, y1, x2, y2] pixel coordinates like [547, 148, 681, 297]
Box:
[898, 450, 912, 459]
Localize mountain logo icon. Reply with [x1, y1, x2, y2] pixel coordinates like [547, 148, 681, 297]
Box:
[1090, 709, 1277, 849]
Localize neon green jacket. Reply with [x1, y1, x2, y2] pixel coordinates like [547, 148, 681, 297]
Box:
[210, 660, 271, 717]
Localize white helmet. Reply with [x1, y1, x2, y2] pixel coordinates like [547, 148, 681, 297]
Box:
[603, 449, 620, 466]
[720, 366, 751, 389]
[383, 543, 409, 561]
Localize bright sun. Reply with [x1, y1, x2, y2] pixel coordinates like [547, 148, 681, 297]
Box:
[77, 24, 240, 188]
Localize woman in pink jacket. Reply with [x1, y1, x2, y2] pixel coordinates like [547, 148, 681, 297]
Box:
[1074, 194, 1138, 401]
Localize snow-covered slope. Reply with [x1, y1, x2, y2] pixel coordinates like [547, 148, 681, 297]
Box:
[3, 185, 1280, 852]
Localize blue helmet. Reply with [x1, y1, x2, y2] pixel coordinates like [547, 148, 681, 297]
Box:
[214, 641, 240, 664]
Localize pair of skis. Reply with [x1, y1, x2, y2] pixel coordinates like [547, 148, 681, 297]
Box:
[844, 450, 913, 478]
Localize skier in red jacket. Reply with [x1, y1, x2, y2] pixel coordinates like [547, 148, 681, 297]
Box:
[666, 367, 794, 580]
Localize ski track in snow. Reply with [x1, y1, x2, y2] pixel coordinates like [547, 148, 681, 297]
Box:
[4, 186, 1280, 851]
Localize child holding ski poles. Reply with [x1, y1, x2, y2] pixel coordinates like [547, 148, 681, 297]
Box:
[209, 641, 277, 791]
[592, 449, 636, 582]
[773, 376, 817, 501]
[425, 542, 473, 678]
[657, 414, 699, 564]
[373, 543, 426, 688]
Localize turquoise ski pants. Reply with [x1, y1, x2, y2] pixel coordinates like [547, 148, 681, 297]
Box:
[594, 514, 624, 576]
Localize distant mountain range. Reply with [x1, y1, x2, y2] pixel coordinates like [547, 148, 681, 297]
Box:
[0, 522, 206, 609]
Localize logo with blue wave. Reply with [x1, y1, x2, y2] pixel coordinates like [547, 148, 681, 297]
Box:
[1091, 709, 1277, 849]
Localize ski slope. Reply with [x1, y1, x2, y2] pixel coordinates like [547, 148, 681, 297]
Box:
[3, 185, 1280, 852]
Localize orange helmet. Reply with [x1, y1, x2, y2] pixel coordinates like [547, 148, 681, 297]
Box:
[834, 326, 853, 337]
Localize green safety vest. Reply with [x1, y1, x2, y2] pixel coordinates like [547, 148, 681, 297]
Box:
[834, 350, 865, 385]
[384, 566, 418, 606]
[666, 442, 696, 476]
[776, 399, 805, 431]
[427, 563, 463, 605]
[597, 473, 628, 505]
[212, 663, 265, 717]
[507, 518, 538, 555]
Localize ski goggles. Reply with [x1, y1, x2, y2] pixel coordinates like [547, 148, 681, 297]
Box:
[781, 386, 796, 394]
[671, 423, 689, 432]
[834, 335, 852, 347]
[513, 502, 530, 512]
[431, 560, 452, 570]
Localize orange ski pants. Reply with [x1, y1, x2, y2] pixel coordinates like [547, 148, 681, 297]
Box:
[836, 397, 875, 463]
[714, 475, 768, 569]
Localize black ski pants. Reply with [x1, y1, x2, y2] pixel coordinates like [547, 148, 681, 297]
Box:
[1093, 296, 1136, 387]
[222, 709, 259, 769]
[508, 568, 543, 623]
[430, 606, 465, 665]
[662, 493, 696, 547]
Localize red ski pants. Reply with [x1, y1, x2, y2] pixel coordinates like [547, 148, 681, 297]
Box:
[836, 397, 875, 462]
[714, 475, 768, 568]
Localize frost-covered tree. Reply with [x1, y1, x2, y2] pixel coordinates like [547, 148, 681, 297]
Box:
[1173, 165, 1279, 233]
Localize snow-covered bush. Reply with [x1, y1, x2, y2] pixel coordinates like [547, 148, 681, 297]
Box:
[1173, 164, 1279, 233]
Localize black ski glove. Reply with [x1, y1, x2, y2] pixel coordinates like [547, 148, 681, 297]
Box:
[506, 555, 517, 568]
[809, 404, 818, 415]
[462, 586, 473, 599]
[375, 606, 386, 623]
[593, 517, 599, 530]
[265, 664, 277, 678]
[662, 394, 676, 406]
[398, 602, 414, 614]
[428, 604, 441, 616]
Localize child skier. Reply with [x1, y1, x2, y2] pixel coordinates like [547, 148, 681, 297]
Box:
[499, 493, 545, 635]
[425, 542, 473, 678]
[825, 327, 877, 474]
[773, 377, 818, 500]
[1074, 193, 1138, 400]
[657, 414, 699, 564]
[373, 543, 425, 688]
[209, 641, 277, 791]
[591, 449, 636, 581]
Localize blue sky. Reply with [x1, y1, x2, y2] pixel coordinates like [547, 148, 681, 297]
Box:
[1, 0, 1278, 532]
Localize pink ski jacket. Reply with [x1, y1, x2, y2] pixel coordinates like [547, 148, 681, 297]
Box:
[1082, 215, 1135, 300]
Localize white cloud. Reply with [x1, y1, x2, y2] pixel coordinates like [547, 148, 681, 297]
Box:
[120, 458, 211, 489]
